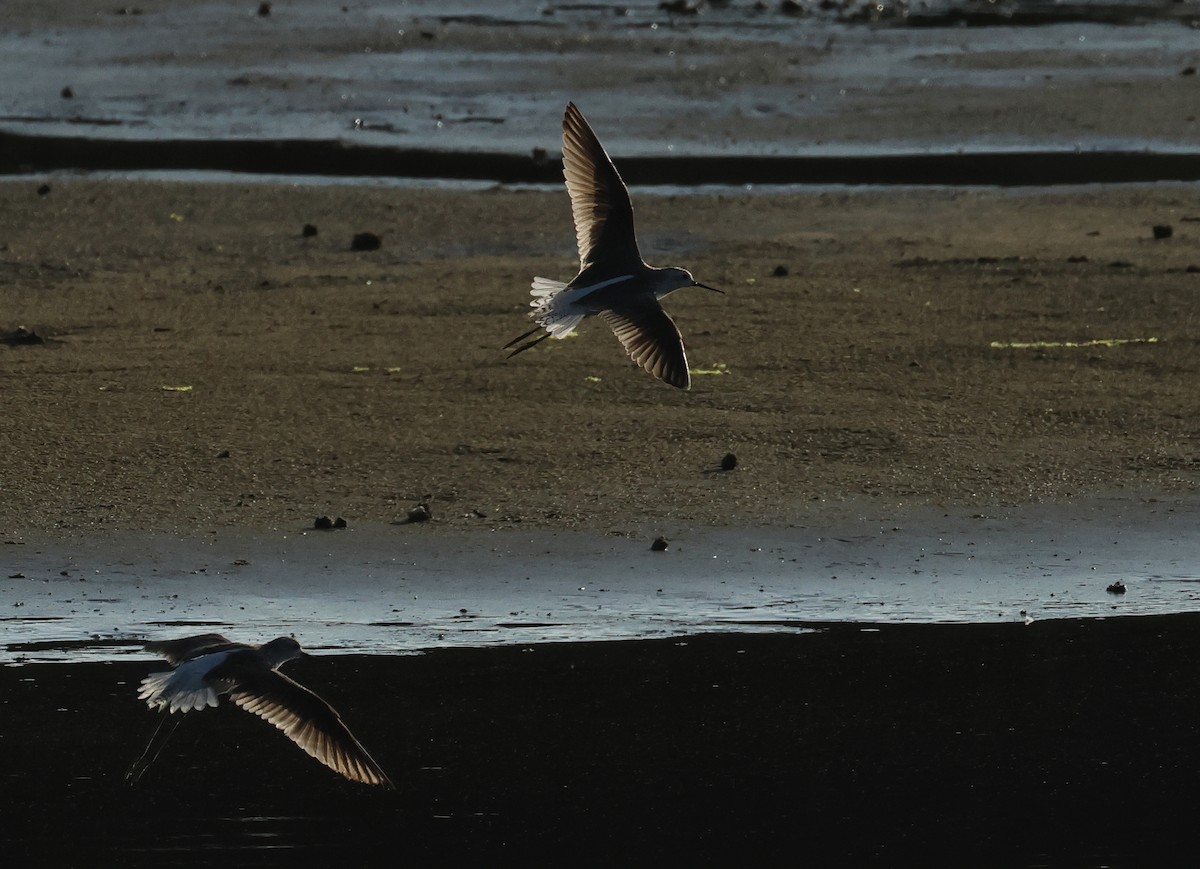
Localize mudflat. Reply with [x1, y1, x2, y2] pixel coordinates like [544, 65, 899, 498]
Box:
[2, 179, 1197, 535]
[4, 178, 1200, 866]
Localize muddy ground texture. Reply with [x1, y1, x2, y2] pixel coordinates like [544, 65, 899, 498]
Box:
[1, 180, 1199, 536]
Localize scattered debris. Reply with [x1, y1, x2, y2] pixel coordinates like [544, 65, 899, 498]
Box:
[2, 326, 45, 346]
[990, 337, 1157, 350]
[651, 536, 670, 552]
[405, 503, 433, 524]
[351, 232, 382, 251]
[659, 0, 702, 15]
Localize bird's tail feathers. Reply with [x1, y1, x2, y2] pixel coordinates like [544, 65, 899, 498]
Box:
[137, 669, 220, 713]
[530, 276, 569, 298]
[529, 277, 587, 338]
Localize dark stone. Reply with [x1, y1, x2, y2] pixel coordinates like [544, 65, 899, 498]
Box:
[351, 232, 382, 251]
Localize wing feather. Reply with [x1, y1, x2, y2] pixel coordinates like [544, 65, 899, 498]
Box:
[562, 102, 642, 271]
[600, 305, 690, 390]
[144, 634, 238, 665]
[230, 671, 394, 788]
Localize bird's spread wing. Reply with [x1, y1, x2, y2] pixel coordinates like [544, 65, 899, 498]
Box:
[230, 670, 394, 788]
[562, 102, 641, 272]
[600, 304, 690, 390]
[144, 634, 237, 665]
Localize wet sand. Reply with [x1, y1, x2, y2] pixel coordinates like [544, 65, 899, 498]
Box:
[2, 179, 1198, 536]
[8, 614, 1200, 865]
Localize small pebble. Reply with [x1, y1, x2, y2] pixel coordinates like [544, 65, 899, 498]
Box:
[651, 536, 669, 552]
[351, 232, 382, 251]
[302, 223, 318, 238]
[720, 452, 738, 471]
[1152, 225, 1173, 240]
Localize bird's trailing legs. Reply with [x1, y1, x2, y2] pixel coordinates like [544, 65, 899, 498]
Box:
[126, 708, 183, 785]
[502, 326, 553, 358]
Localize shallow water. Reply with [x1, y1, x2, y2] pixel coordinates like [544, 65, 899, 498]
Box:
[4, 494, 1198, 664]
[2, 0, 1197, 160]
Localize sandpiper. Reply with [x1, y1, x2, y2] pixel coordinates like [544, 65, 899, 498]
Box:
[504, 102, 723, 390]
[129, 633, 393, 788]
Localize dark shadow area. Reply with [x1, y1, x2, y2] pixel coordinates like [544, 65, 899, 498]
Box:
[4, 131, 1200, 186]
[6, 613, 1200, 865]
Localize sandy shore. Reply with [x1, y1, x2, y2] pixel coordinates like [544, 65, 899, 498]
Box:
[8, 614, 1200, 864]
[2, 179, 1198, 537]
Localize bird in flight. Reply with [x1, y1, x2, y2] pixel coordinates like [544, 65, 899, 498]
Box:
[129, 633, 393, 788]
[504, 102, 723, 389]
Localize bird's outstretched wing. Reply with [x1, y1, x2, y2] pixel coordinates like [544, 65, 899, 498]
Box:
[230, 670, 394, 788]
[600, 303, 690, 390]
[562, 102, 642, 272]
[144, 634, 237, 665]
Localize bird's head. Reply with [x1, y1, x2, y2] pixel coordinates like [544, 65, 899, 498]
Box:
[261, 636, 305, 667]
[653, 267, 725, 299]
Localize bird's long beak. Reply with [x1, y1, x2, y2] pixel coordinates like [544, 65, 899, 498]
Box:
[695, 282, 725, 294]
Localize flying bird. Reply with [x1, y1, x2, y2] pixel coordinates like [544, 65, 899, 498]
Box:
[504, 102, 724, 389]
[129, 633, 393, 788]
